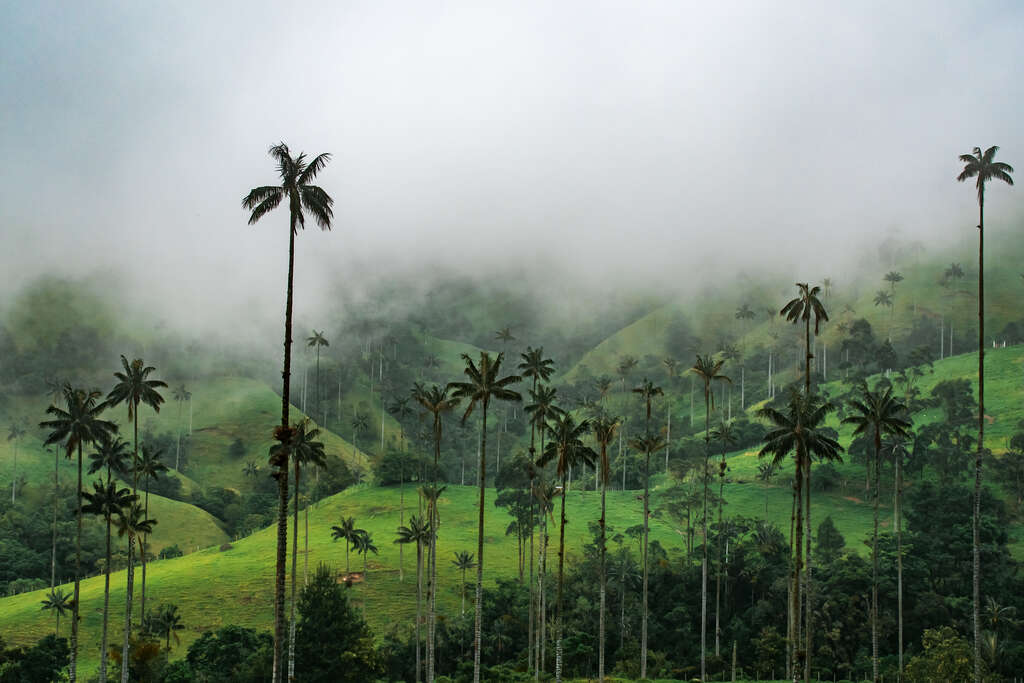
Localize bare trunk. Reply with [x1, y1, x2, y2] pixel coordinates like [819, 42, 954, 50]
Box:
[555, 474, 567, 683]
[973, 192, 984, 683]
[288, 462, 300, 681]
[872, 434, 880, 683]
[599, 465, 607, 682]
[896, 446, 904, 679]
[473, 406, 489, 683]
[70, 444, 82, 683]
[99, 515, 111, 683]
[641, 449, 650, 680]
[121, 534, 134, 683]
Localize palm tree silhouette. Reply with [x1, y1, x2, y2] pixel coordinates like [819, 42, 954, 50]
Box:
[244, 141, 334, 683]
[135, 444, 167, 623]
[114, 501, 156, 683]
[958, 145, 1014, 682]
[448, 351, 521, 683]
[592, 415, 619, 682]
[843, 381, 910, 683]
[418, 483, 446, 679]
[82, 479, 134, 682]
[711, 421, 738, 657]
[396, 514, 432, 683]
[6, 422, 26, 503]
[40, 384, 116, 682]
[627, 432, 665, 680]
[172, 384, 189, 470]
[536, 413, 596, 683]
[307, 330, 330, 423]
[758, 390, 842, 683]
[330, 516, 364, 575]
[451, 551, 476, 616]
[40, 587, 73, 638]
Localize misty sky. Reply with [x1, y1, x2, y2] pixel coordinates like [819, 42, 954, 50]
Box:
[1, 1, 1021, 328]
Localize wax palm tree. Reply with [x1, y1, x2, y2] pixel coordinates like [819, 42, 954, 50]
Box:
[736, 304, 757, 408]
[115, 501, 156, 683]
[40, 384, 116, 682]
[780, 282, 828, 682]
[452, 551, 476, 615]
[689, 354, 730, 682]
[447, 351, 522, 683]
[244, 141, 334, 682]
[627, 432, 666, 680]
[354, 530, 378, 575]
[534, 478, 557, 677]
[419, 484, 446, 680]
[40, 587, 73, 638]
[758, 390, 842, 683]
[150, 603, 185, 651]
[135, 444, 167, 624]
[842, 381, 910, 683]
[592, 415, 619, 682]
[82, 480, 134, 683]
[886, 437, 911, 675]
[526, 385, 563, 457]
[711, 421, 738, 658]
[536, 413, 596, 683]
[307, 331, 330, 423]
[7, 422, 26, 503]
[330, 517, 364, 574]
[172, 384, 189, 470]
[243, 461, 260, 479]
[88, 434, 130, 486]
[270, 418, 326, 681]
[632, 378, 663, 435]
[396, 514, 432, 683]
[958, 145, 1014, 681]
[617, 355, 638, 392]
[351, 412, 369, 455]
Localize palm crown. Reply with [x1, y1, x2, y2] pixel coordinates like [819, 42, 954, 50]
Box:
[591, 416, 620, 485]
[243, 143, 334, 234]
[518, 346, 555, 385]
[757, 390, 843, 470]
[447, 352, 522, 422]
[781, 283, 829, 336]
[957, 145, 1014, 204]
[107, 356, 167, 422]
[41, 385, 117, 457]
[841, 381, 912, 448]
[537, 414, 597, 480]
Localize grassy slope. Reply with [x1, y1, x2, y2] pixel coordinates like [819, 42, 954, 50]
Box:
[0, 476, 876, 675]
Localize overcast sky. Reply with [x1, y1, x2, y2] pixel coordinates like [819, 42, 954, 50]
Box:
[1, 1, 1021, 330]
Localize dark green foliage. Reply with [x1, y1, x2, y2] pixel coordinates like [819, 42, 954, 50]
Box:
[815, 516, 845, 563]
[0, 634, 70, 682]
[227, 438, 246, 460]
[158, 544, 183, 560]
[184, 625, 273, 682]
[294, 564, 380, 682]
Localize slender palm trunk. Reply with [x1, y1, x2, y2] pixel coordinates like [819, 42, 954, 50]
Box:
[99, 515, 111, 683]
[304, 499, 309, 587]
[599, 443, 608, 683]
[11, 441, 16, 503]
[716, 452, 725, 659]
[121, 533, 135, 683]
[473, 405, 488, 683]
[272, 222, 297, 683]
[51, 448, 58, 592]
[804, 457, 812, 683]
[288, 461, 300, 681]
[140, 483, 150, 633]
[175, 399, 182, 470]
[555, 473, 568, 683]
[791, 447, 804, 683]
[641, 450, 650, 680]
[539, 510, 548, 679]
[400, 466, 405, 582]
[701, 392, 710, 683]
[872, 434, 880, 683]
[416, 540, 423, 683]
[973, 192, 984, 683]
[70, 443, 82, 683]
[896, 446, 904, 680]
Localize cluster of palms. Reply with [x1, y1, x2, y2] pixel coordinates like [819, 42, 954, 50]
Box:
[38, 355, 167, 683]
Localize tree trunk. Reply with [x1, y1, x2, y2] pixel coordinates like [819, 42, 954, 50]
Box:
[272, 221, 297, 683]
[716, 450, 724, 659]
[973, 191, 984, 683]
[641, 449, 650, 680]
[416, 541, 423, 683]
[288, 461, 300, 681]
[791, 448, 804, 683]
[99, 515, 111, 683]
[599, 462, 607, 682]
[121, 534, 134, 683]
[70, 443, 82, 683]
[51, 447, 58, 591]
[556, 473, 567, 683]
[896, 445, 904, 680]
[804, 456, 813, 683]
[665, 410, 671, 475]
[701, 391, 710, 683]
[539, 513, 547, 679]
[400, 464, 405, 582]
[872, 433, 880, 683]
[473, 405, 489, 683]
[140, 484, 150, 638]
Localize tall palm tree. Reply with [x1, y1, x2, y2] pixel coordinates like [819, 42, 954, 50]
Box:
[536, 414, 596, 683]
[735, 304, 757, 409]
[842, 381, 910, 683]
[82, 480, 134, 683]
[354, 530, 379, 575]
[40, 385, 116, 682]
[135, 444, 167, 624]
[88, 434, 130, 487]
[419, 483, 446, 681]
[411, 383, 459, 682]
[107, 356, 166, 630]
[172, 384, 189, 470]
[958, 145, 1014, 682]
[307, 330, 330, 420]
[150, 603, 185, 651]
[351, 412, 369, 455]
[330, 516, 364, 574]
[632, 378, 664, 437]
[758, 390, 842, 683]
[244, 461, 260, 479]
[689, 355, 730, 682]
[886, 436, 911, 675]
[452, 551, 476, 615]
[396, 514, 432, 683]
[7, 422, 26, 503]
[534, 478, 557, 678]
[780, 282, 828, 683]
[617, 355, 638, 392]
[40, 587, 73, 638]
[244, 141, 334, 683]
[447, 351, 522, 683]
[711, 421, 738, 658]
[115, 501, 156, 683]
[628, 432, 666, 680]
[270, 418, 325, 682]
[592, 415, 619, 683]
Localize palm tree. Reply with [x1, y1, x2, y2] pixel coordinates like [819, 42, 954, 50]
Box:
[172, 384, 189, 470]
[307, 331, 330, 424]
[353, 530, 379, 575]
[396, 514, 432, 683]
[244, 461, 260, 479]
[758, 390, 843, 683]
[886, 437, 911, 675]
[627, 432, 666, 680]
[780, 282, 828, 682]
[447, 351, 522, 683]
[7, 422, 26, 503]
[115, 501, 156, 683]
[419, 484, 446, 680]
[534, 479, 557, 678]
[244, 141, 334, 683]
[958, 145, 1014, 681]
[411, 383, 459, 681]
[330, 516, 364, 574]
[711, 421, 738, 658]
[88, 434, 130, 486]
[592, 415, 619, 682]
[735, 304, 757, 408]
[135, 444, 167, 624]
[842, 381, 910, 682]
[689, 355, 730, 682]
[884, 271, 904, 292]
[40, 384, 116, 682]
[452, 550, 476, 615]
[270, 418, 326, 682]
[107, 356, 166, 630]
[632, 378, 664, 437]
[661, 360, 678, 475]
[40, 587, 73, 638]
[617, 355, 638, 392]
[536, 414, 596, 683]
[149, 603, 185, 651]
[82, 480, 134, 683]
